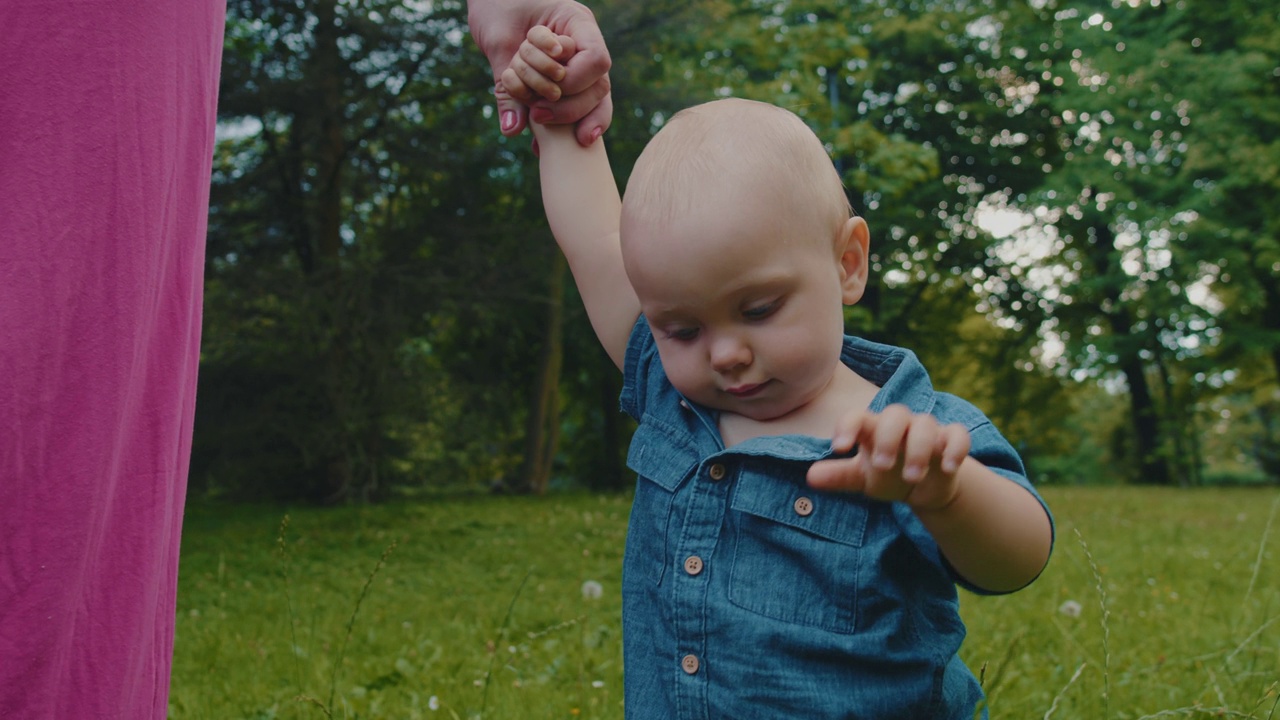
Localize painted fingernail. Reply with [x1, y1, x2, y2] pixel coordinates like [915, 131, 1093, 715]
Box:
[501, 111, 516, 132]
[874, 453, 894, 469]
[531, 107, 553, 123]
[903, 465, 924, 481]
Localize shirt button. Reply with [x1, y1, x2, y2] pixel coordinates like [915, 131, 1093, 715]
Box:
[681, 654, 700, 674]
[793, 496, 814, 517]
[684, 556, 704, 576]
[708, 463, 726, 481]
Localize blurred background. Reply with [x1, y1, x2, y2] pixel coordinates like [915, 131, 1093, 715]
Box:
[195, 0, 1280, 504]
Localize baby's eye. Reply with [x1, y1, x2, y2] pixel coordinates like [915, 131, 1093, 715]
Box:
[742, 300, 779, 321]
[665, 327, 700, 342]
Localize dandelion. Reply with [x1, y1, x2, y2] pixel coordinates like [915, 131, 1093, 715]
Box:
[1058, 599, 1083, 618]
[428, 695, 440, 711]
[581, 580, 603, 600]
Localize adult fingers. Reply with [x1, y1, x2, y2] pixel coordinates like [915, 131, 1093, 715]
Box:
[573, 87, 612, 145]
[491, 80, 527, 137]
[555, 7, 611, 96]
[471, 13, 525, 138]
[530, 74, 612, 136]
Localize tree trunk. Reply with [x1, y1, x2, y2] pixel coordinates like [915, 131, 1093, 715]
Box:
[312, 0, 356, 502]
[519, 253, 566, 495]
[1116, 357, 1168, 484]
[1260, 264, 1280, 385]
[593, 357, 627, 491]
[1087, 217, 1171, 485]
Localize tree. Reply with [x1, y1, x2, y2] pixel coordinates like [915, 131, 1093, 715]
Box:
[982, 0, 1278, 484]
[200, 0, 556, 501]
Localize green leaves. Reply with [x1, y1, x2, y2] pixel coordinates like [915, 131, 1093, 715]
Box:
[198, 0, 1277, 498]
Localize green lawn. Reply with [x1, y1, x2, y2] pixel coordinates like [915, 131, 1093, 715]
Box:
[170, 487, 1280, 719]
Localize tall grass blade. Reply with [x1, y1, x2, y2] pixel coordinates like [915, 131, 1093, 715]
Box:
[326, 537, 399, 713]
[1076, 528, 1111, 718]
[277, 515, 305, 700]
[480, 568, 533, 719]
[1042, 662, 1086, 720]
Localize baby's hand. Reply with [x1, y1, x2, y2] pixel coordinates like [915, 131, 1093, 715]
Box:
[501, 25, 576, 104]
[806, 404, 970, 512]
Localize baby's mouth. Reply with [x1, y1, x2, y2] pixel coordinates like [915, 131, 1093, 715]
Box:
[725, 381, 769, 398]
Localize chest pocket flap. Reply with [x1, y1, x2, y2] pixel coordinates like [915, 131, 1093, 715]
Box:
[626, 416, 700, 492]
[730, 465, 869, 548]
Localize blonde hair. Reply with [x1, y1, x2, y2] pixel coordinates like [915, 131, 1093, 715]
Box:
[620, 98, 850, 249]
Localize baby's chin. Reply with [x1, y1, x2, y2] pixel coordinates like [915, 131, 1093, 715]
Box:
[714, 396, 809, 424]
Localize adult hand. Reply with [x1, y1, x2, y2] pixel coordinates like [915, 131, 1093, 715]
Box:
[468, 0, 613, 146]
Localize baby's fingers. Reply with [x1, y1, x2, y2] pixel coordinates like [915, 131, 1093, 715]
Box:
[900, 415, 941, 482]
[508, 30, 576, 103]
[511, 49, 563, 101]
[937, 424, 971, 475]
[807, 455, 869, 493]
[499, 67, 535, 106]
[525, 25, 566, 58]
[829, 410, 873, 454]
[865, 404, 912, 472]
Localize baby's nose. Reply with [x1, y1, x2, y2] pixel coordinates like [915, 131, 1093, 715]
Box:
[708, 333, 752, 371]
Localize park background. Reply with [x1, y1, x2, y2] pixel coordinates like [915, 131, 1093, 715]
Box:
[172, 0, 1280, 717]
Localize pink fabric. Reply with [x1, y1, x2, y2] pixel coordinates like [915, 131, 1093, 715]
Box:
[0, 2, 226, 717]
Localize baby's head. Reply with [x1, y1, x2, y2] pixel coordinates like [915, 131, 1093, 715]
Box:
[619, 98, 870, 420]
[620, 98, 850, 257]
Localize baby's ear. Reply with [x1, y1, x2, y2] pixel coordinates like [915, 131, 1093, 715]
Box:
[836, 217, 870, 305]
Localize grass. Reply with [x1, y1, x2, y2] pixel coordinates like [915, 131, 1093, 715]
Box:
[169, 487, 1280, 719]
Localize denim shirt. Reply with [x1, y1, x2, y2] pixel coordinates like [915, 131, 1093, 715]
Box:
[618, 317, 1052, 719]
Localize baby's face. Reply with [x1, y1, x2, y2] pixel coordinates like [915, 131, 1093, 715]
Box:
[623, 200, 850, 423]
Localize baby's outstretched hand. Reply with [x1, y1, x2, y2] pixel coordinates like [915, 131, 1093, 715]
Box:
[501, 25, 576, 104]
[806, 404, 970, 512]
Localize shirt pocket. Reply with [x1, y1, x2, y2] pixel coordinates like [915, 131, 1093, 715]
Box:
[727, 469, 869, 634]
[623, 419, 698, 588]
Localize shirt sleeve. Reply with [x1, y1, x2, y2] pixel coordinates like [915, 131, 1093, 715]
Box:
[619, 315, 656, 421]
[898, 393, 1056, 596]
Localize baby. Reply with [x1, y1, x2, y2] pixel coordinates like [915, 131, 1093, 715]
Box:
[505, 26, 1054, 719]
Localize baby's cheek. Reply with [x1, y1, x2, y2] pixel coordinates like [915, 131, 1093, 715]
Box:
[666, 367, 705, 401]
[656, 351, 704, 397]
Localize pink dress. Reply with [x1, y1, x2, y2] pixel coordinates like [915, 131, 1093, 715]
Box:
[0, 3, 226, 717]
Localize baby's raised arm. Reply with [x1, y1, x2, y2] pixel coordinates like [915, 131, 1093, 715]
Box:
[514, 29, 638, 369]
[530, 125, 637, 369]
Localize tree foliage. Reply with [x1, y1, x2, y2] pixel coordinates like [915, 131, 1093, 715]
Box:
[194, 0, 1279, 501]
[977, 0, 1279, 484]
